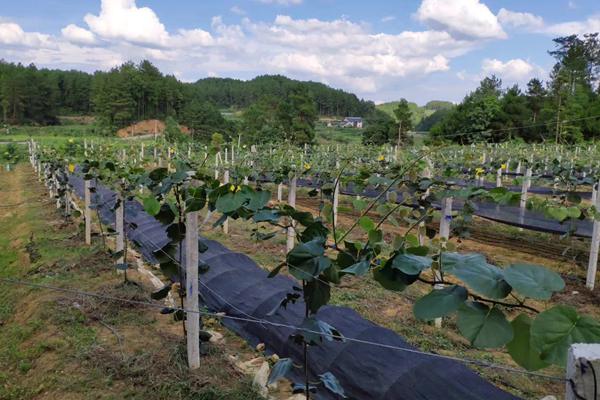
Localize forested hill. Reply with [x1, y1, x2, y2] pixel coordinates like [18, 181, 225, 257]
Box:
[0, 60, 374, 128]
[190, 75, 375, 117]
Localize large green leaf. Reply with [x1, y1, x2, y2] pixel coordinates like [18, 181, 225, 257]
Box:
[503, 264, 564, 300]
[341, 260, 370, 276]
[507, 314, 549, 371]
[531, 305, 600, 366]
[215, 192, 245, 214]
[286, 239, 331, 282]
[143, 196, 161, 216]
[391, 253, 432, 275]
[304, 279, 330, 314]
[443, 253, 511, 299]
[413, 285, 467, 320]
[457, 302, 513, 348]
[373, 261, 416, 291]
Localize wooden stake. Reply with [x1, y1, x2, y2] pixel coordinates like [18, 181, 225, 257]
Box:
[185, 208, 200, 369]
[84, 179, 92, 245]
[436, 197, 453, 328]
[286, 176, 297, 252]
[222, 170, 229, 234]
[115, 193, 124, 272]
[586, 179, 600, 290]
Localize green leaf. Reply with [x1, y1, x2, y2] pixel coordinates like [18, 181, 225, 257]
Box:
[319, 372, 347, 398]
[503, 264, 564, 300]
[143, 196, 161, 216]
[352, 198, 368, 212]
[547, 206, 568, 222]
[457, 302, 513, 348]
[297, 317, 343, 345]
[286, 238, 331, 282]
[341, 260, 370, 276]
[246, 190, 271, 212]
[391, 253, 432, 275]
[507, 314, 549, 371]
[413, 285, 467, 320]
[368, 229, 383, 244]
[155, 203, 176, 225]
[166, 222, 186, 241]
[373, 261, 416, 291]
[358, 216, 375, 232]
[531, 305, 600, 366]
[304, 279, 330, 314]
[268, 358, 293, 385]
[215, 192, 245, 214]
[443, 253, 511, 299]
[186, 187, 206, 212]
[148, 167, 169, 181]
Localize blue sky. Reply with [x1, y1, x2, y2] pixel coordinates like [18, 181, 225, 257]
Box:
[1, 0, 598, 104]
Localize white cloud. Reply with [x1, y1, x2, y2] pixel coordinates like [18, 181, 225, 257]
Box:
[415, 0, 506, 40]
[230, 6, 246, 15]
[0, 22, 52, 47]
[381, 15, 396, 23]
[497, 8, 544, 30]
[497, 8, 600, 37]
[544, 15, 600, 36]
[481, 58, 543, 82]
[61, 24, 97, 45]
[84, 0, 170, 46]
[257, 0, 302, 5]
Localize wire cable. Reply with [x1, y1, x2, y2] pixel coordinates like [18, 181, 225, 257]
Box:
[0, 276, 567, 382]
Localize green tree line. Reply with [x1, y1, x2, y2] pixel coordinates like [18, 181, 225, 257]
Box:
[431, 34, 600, 143]
[0, 59, 372, 139]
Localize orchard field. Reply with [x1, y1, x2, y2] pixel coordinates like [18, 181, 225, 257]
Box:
[2, 135, 600, 400]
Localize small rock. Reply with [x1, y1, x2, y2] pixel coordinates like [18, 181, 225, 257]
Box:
[269, 354, 280, 363]
[540, 396, 557, 400]
[208, 330, 224, 344]
[252, 361, 270, 397]
[572, 291, 579, 295]
[285, 395, 306, 400]
[236, 357, 266, 374]
[256, 343, 265, 352]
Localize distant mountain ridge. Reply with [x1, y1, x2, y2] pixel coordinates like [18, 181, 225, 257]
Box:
[376, 100, 453, 127]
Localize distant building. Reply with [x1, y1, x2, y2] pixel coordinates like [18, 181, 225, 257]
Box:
[341, 117, 363, 128]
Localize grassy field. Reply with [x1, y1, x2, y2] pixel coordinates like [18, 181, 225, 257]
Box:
[0, 164, 266, 400]
[314, 123, 363, 145]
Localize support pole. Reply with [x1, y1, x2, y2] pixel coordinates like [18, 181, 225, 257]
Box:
[286, 176, 297, 252]
[586, 179, 600, 290]
[222, 169, 229, 235]
[496, 168, 503, 188]
[436, 197, 453, 328]
[520, 168, 532, 210]
[333, 177, 340, 228]
[566, 343, 600, 399]
[277, 183, 284, 202]
[185, 208, 200, 370]
[84, 179, 92, 245]
[115, 193, 124, 272]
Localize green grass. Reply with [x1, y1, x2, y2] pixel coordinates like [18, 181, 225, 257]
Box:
[0, 164, 266, 400]
[315, 124, 363, 145]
